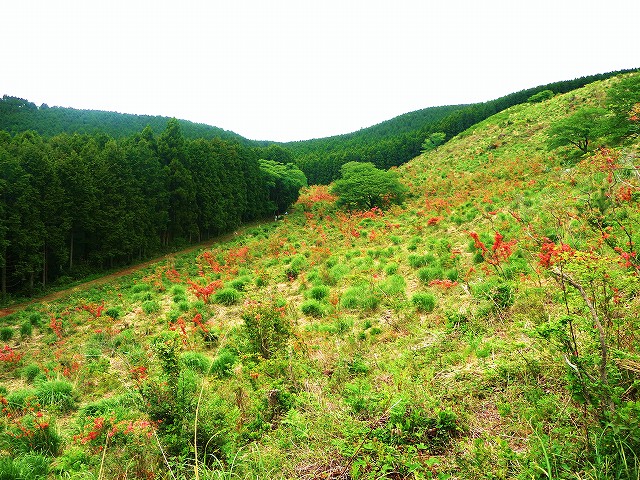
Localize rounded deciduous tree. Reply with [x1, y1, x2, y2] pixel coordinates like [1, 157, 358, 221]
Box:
[330, 161, 406, 211]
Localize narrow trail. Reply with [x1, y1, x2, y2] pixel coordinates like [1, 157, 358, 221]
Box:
[0, 222, 268, 318]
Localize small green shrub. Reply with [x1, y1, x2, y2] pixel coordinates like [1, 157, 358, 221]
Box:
[473, 281, 515, 310]
[301, 299, 325, 317]
[328, 263, 350, 284]
[417, 266, 444, 283]
[285, 254, 309, 279]
[308, 285, 330, 300]
[340, 286, 379, 311]
[22, 365, 41, 384]
[20, 320, 33, 338]
[210, 348, 237, 377]
[384, 262, 399, 275]
[444, 268, 459, 281]
[242, 302, 291, 359]
[6, 388, 37, 410]
[104, 307, 122, 319]
[378, 274, 406, 296]
[131, 283, 152, 294]
[29, 313, 43, 327]
[213, 288, 241, 306]
[141, 300, 160, 314]
[228, 275, 253, 291]
[180, 352, 211, 374]
[412, 292, 437, 312]
[0, 327, 13, 342]
[0, 453, 50, 479]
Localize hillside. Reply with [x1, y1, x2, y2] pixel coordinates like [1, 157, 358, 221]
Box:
[0, 74, 639, 479]
[286, 69, 637, 184]
[0, 96, 249, 144]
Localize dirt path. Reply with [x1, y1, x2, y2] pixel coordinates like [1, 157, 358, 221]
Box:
[0, 222, 266, 318]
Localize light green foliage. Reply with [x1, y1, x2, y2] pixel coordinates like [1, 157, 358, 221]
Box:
[527, 89, 554, 103]
[547, 107, 607, 155]
[285, 254, 309, 279]
[210, 348, 237, 377]
[330, 162, 407, 210]
[141, 300, 160, 314]
[307, 284, 330, 300]
[340, 285, 379, 311]
[421, 131, 446, 153]
[180, 351, 211, 374]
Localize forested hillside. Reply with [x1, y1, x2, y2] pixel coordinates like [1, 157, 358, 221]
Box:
[0, 96, 249, 144]
[0, 71, 639, 479]
[0, 120, 306, 297]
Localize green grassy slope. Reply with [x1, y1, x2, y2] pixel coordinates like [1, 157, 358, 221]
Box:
[0, 74, 638, 479]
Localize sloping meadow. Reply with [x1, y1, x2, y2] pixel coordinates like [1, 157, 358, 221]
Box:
[0, 74, 639, 479]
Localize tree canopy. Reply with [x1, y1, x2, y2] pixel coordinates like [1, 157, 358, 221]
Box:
[330, 162, 406, 211]
[547, 107, 607, 155]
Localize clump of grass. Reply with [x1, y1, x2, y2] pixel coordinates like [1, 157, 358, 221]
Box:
[384, 262, 399, 275]
[141, 300, 160, 314]
[285, 254, 309, 279]
[328, 263, 350, 285]
[378, 274, 406, 296]
[228, 275, 253, 291]
[180, 352, 211, 374]
[213, 288, 241, 306]
[307, 285, 330, 300]
[20, 320, 33, 338]
[412, 291, 437, 312]
[29, 313, 43, 327]
[408, 253, 436, 268]
[0, 327, 13, 342]
[35, 380, 75, 412]
[130, 283, 152, 294]
[6, 388, 37, 410]
[301, 299, 325, 317]
[210, 348, 237, 377]
[22, 365, 41, 384]
[417, 266, 444, 283]
[104, 307, 122, 319]
[340, 286, 379, 311]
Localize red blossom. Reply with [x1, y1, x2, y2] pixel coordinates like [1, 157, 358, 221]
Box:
[428, 279, 459, 289]
[538, 240, 574, 268]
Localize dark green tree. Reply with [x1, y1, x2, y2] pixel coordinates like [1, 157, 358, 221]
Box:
[258, 159, 307, 214]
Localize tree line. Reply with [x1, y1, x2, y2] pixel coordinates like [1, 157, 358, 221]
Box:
[0, 120, 305, 297]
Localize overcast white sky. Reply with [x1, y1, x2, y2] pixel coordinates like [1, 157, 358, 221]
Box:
[2, 1, 638, 141]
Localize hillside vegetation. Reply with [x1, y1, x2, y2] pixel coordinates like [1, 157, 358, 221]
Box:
[0, 74, 639, 479]
[0, 96, 248, 145]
